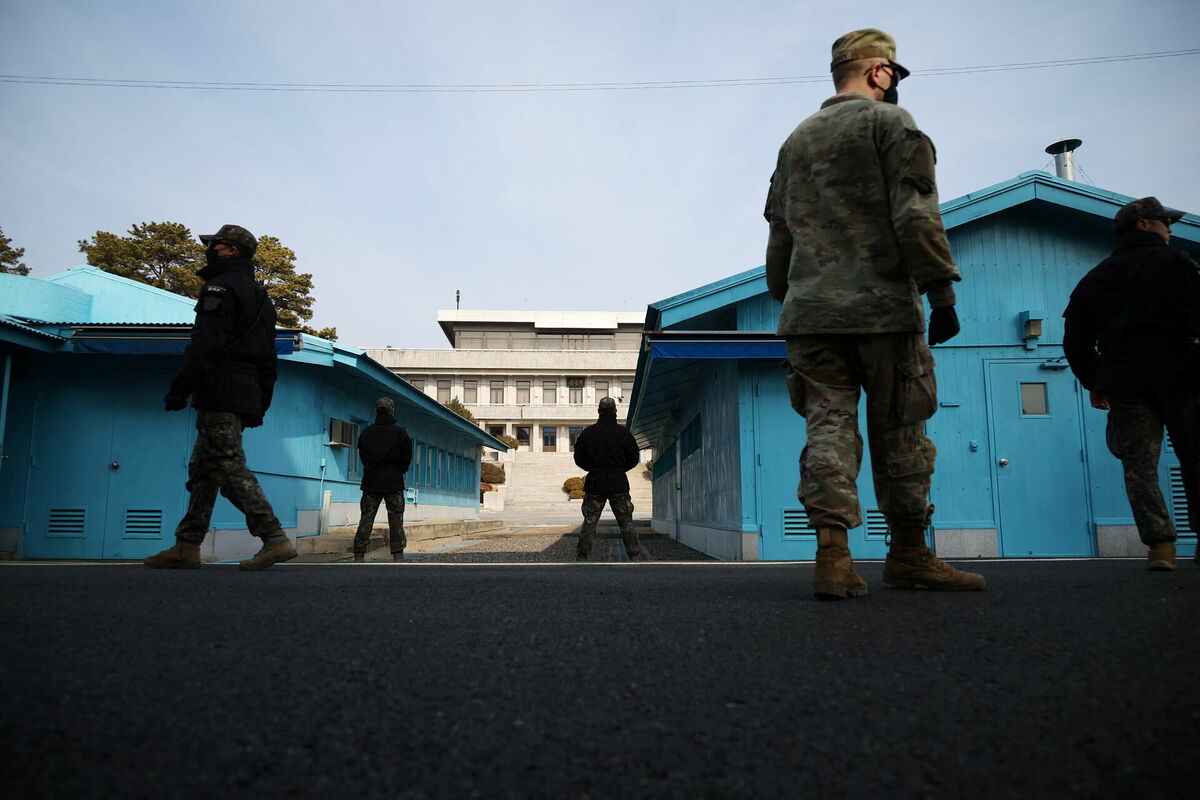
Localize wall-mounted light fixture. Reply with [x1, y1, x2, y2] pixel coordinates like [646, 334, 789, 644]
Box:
[1019, 310, 1044, 350]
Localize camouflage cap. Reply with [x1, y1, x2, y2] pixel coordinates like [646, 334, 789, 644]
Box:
[598, 396, 618, 414]
[199, 224, 258, 256]
[376, 396, 395, 414]
[830, 28, 909, 79]
[1112, 196, 1185, 231]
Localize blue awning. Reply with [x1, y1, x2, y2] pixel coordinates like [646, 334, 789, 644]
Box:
[72, 335, 296, 356]
[648, 339, 785, 360]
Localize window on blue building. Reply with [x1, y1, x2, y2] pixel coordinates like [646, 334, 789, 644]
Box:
[1019, 383, 1049, 416]
[681, 414, 702, 460]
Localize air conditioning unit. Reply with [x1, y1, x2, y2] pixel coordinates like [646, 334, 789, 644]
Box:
[328, 419, 357, 447]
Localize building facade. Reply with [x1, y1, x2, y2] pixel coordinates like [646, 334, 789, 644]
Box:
[628, 172, 1198, 561]
[366, 310, 646, 456]
[0, 267, 505, 562]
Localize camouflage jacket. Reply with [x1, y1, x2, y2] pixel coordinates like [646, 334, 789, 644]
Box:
[764, 93, 960, 335]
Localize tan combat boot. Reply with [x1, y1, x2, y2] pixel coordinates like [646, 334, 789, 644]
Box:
[143, 540, 201, 569]
[1146, 542, 1176, 571]
[239, 532, 297, 571]
[883, 525, 986, 591]
[813, 526, 869, 600]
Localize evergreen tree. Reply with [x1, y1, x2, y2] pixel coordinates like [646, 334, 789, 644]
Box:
[444, 397, 478, 425]
[0, 227, 30, 275]
[79, 221, 336, 339]
[78, 221, 204, 296]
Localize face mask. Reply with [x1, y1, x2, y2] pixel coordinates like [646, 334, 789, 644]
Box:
[205, 245, 222, 266]
[882, 80, 899, 105]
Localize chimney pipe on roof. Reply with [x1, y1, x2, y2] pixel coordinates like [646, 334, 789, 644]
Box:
[1045, 138, 1083, 181]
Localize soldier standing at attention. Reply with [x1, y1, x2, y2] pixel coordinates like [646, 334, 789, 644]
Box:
[573, 396, 642, 561]
[1063, 197, 1200, 571]
[145, 224, 296, 571]
[763, 29, 985, 599]
[353, 396, 413, 563]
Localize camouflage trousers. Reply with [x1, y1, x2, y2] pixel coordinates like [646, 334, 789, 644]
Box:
[174, 410, 282, 544]
[578, 492, 638, 558]
[354, 492, 406, 556]
[1106, 389, 1200, 545]
[785, 333, 938, 531]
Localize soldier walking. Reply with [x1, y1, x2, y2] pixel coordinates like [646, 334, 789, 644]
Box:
[353, 396, 413, 563]
[573, 397, 642, 561]
[763, 29, 985, 599]
[1063, 197, 1200, 570]
[145, 224, 296, 571]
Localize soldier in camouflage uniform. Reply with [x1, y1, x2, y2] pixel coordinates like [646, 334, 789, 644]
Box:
[764, 29, 985, 599]
[145, 224, 296, 571]
[573, 397, 642, 561]
[1064, 197, 1200, 570]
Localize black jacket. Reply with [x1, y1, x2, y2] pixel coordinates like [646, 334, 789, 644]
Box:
[169, 257, 278, 422]
[573, 413, 640, 495]
[1063, 231, 1200, 393]
[358, 412, 413, 495]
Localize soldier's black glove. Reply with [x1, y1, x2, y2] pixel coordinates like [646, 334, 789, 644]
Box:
[928, 305, 960, 346]
[164, 394, 188, 411]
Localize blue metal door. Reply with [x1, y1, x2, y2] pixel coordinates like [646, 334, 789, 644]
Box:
[22, 369, 113, 558]
[100, 377, 192, 559]
[988, 361, 1093, 556]
[754, 366, 888, 560]
[23, 365, 192, 560]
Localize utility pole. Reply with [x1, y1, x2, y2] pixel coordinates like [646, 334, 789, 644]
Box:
[455, 289, 461, 310]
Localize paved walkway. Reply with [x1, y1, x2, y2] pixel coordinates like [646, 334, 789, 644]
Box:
[2, 560, 1197, 797]
[311, 524, 712, 563]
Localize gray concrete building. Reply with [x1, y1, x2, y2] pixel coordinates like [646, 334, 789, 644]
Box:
[365, 310, 645, 455]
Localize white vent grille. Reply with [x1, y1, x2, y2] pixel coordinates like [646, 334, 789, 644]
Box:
[865, 510, 889, 538]
[782, 508, 811, 536]
[124, 509, 163, 539]
[783, 508, 891, 537]
[47, 508, 85, 537]
[1170, 466, 1194, 536]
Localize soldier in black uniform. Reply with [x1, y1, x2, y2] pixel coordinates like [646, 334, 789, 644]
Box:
[1064, 197, 1200, 571]
[144, 224, 296, 571]
[573, 396, 642, 561]
[353, 396, 413, 562]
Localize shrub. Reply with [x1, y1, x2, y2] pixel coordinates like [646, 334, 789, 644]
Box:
[444, 396, 477, 424]
[644, 459, 654, 474]
[496, 434, 519, 449]
[563, 476, 585, 494]
[568, 489, 585, 500]
[481, 462, 506, 485]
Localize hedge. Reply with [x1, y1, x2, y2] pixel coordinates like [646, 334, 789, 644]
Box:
[481, 462, 506, 485]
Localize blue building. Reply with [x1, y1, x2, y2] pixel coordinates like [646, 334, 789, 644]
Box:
[0, 266, 505, 561]
[628, 172, 1199, 561]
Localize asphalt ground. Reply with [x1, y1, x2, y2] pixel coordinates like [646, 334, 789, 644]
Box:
[1, 559, 1197, 799]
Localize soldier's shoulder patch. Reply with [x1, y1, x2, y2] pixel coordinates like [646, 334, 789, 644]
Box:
[203, 284, 228, 293]
[197, 289, 226, 314]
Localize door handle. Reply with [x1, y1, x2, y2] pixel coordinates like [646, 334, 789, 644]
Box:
[998, 458, 1009, 467]
[110, 461, 120, 470]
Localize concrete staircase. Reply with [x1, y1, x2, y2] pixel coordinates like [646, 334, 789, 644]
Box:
[496, 450, 653, 521]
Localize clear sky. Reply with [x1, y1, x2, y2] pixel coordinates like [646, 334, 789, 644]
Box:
[3, 0, 1198, 348]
